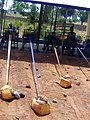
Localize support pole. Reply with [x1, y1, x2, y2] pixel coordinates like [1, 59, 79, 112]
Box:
[37, 4, 43, 51]
[3, 0, 8, 31]
[50, 6, 54, 32]
[86, 12, 90, 39]
[77, 47, 90, 66]
[0, 0, 4, 33]
[6, 34, 12, 85]
[54, 8, 57, 32]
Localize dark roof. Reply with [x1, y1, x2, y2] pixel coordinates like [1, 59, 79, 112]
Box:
[15, 0, 90, 10]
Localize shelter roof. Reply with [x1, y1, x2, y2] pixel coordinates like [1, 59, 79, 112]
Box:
[15, 0, 90, 10]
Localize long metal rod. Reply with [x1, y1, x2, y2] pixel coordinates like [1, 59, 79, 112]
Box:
[29, 41, 40, 97]
[77, 47, 90, 66]
[79, 66, 89, 80]
[6, 34, 12, 85]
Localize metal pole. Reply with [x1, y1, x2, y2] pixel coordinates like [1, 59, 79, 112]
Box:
[50, 6, 54, 32]
[1, 0, 5, 32]
[37, 4, 43, 51]
[54, 8, 57, 32]
[79, 66, 89, 81]
[77, 47, 90, 67]
[29, 40, 40, 97]
[6, 34, 12, 85]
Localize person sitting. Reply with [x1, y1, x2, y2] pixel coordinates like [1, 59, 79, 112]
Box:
[8, 23, 14, 32]
[21, 30, 36, 50]
[62, 25, 77, 55]
[45, 31, 59, 52]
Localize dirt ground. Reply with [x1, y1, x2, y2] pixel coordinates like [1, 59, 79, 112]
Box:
[0, 49, 90, 120]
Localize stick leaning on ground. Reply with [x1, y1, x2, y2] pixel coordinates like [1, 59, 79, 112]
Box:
[6, 34, 12, 85]
[29, 40, 40, 97]
[77, 47, 90, 67]
[54, 47, 63, 77]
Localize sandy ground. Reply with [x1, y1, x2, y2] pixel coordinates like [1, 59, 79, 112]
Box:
[0, 50, 90, 120]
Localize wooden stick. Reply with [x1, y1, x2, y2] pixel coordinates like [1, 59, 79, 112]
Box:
[6, 34, 12, 85]
[54, 47, 63, 77]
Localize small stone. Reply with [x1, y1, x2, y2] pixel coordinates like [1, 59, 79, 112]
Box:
[26, 85, 31, 88]
[64, 74, 70, 79]
[37, 75, 41, 78]
[14, 91, 20, 99]
[36, 68, 38, 71]
[74, 77, 77, 80]
[76, 81, 80, 86]
[87, 69, 90, 71]
[25, 67, 28, 70]
[18, 91, 25, 98]
[52, 72, 56, 76]
[77, 67, 80, 70]
[86, 79, 89, 81]
[52, 99, 58, 103]
[55, 81, 60, 84]
[67, 67, 70, 69]
[63, 93, 67, 97]
[15, 117, 19, 120]
[63, 98, 67, 101]
[28, 64, 30, 66]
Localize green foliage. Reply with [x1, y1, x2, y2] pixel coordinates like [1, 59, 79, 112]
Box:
[59, 17, 66, 23]
[42, 5, 54, 24]
[72, 10, 79, 23]
[27, 4, 39, 29]
[3, 19, 26, 29]
[58, 7, 75, 18]
[12, 1, 30, 16]
[77, 10, 88, 25]
[40, 24, 50, 38]
[7, 3, 88, 40]
[76, 35, 83, 43]
[13, 20, 22, 27]
[75, 27, 86, 43]
[11, 2, 39, 30]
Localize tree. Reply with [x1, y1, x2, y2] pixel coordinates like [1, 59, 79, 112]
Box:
[42, 5, 54, 24]
[11, 2, 39, 29]
[12, 1, 29, 16]
[58, 7, 75, 22]
[77, 10, 88, 25]
[72, 10, 79, 23]
[27, 4, 39, 30]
